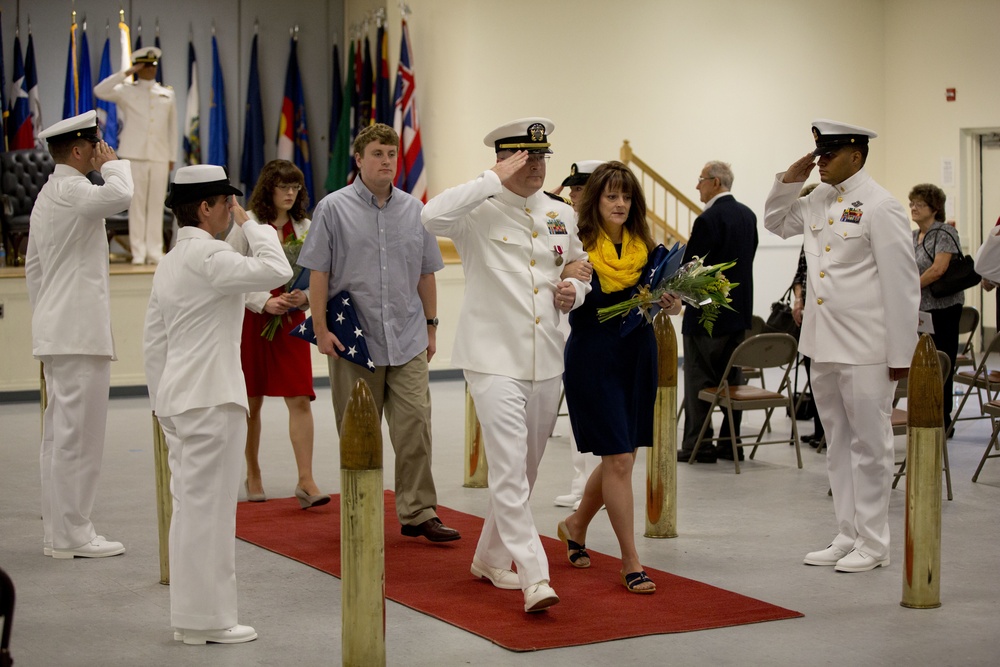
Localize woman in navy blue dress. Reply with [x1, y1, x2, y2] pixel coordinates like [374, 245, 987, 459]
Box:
[558, 161, 680, 594]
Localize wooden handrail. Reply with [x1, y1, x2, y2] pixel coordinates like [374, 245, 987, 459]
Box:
[620, 140, 702, 246]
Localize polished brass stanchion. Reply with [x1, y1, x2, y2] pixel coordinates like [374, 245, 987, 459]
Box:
[901, 334, 943, 609]
[645, 311, 678, 538]
[463, 383, 488, 488]
[151, 414, 172, 585]
[340, 379, 386, 666]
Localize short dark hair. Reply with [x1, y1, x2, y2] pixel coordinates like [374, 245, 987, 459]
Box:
[909, 183, 947, 222]
[247, 160, 309, 222]
[576, 161, 654, 253]
[353, 123, 399, 156]
[47, 138, 92, 162]
[173, 194, 225, 227]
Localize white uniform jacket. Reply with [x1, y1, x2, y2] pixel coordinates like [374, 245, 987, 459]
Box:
[25, 161, 134, 358]
[974, 223, 1000, 283]
[143, 221, 292, 417]
[225, 211, 310, 313]
[94, 72, 178, 163]
[422, 170, 589, 381]
[764, 169, 919, 368]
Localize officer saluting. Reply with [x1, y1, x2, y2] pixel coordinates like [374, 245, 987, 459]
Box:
[422, 118, 590, 612]
[94, 46, 177, 265]
[765, 119, 920, 573]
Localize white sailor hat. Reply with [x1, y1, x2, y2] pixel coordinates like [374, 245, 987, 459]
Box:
[37, 110, 100, 144]
[165, 165, 242, 207]
[811, 119, 878, 156]
[561, 160, 605, 187]
[131, 46, 162, 65]
[484, 117, 555, 154]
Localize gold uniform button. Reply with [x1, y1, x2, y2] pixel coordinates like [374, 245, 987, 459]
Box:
[533, 287, 539, 294]
[838, 197, 843, 203]
[532, 231, 538, 238]
[825, 245, 831, 252]
[525, 208, 532, 214]
[817, 298, 824, 305]
[502, 236, 508, 241]
[828, 218, 834, 225]
[819, 271, 825, 278]
[530, 259, 536, 266]
[535, 317, 541, 324]
[843, 232, 848, 238]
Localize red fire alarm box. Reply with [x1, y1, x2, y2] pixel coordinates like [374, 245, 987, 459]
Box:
[946, 88, 956, 102]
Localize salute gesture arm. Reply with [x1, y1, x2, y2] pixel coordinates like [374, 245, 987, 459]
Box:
[490, 150, 529, 186]
[782, 153, 817, 184]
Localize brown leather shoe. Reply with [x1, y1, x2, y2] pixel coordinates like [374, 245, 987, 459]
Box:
[401, 517, 461, 542]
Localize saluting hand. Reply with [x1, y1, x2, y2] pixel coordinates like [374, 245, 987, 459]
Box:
[230, 198, 250, 226]
[90, 141, 117, 170]
[781, 152, 817, 184]
[491, 150, 529, 185]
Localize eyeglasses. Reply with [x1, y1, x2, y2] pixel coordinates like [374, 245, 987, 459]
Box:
[697, 176, 716, 183]
[525, 154, 550, 164]
[276, 184, 302, 193]
[908, 201, 929, 209]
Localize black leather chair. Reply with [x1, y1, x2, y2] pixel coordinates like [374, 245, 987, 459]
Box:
[0, 566, 14, 667]
[0, 148, 55, 266]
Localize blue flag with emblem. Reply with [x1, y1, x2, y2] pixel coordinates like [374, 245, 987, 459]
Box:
[96, 36, 118, 149]
[289, 291, 374, 373]
[240, 33, 264, 193]
[78, 26, 94, 114]
[207, 35, 228, 169]
[621, 242, 685, 337]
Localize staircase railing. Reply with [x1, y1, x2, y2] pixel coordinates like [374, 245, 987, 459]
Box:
[620, 140, 701, 246]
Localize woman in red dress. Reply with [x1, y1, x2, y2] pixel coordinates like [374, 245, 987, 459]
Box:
[228, 160, 328, 508]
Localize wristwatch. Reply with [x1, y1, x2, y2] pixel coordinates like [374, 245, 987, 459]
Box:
[427, 317, 439, 327]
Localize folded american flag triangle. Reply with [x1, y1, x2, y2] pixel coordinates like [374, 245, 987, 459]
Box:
[289, 290, 376, 373]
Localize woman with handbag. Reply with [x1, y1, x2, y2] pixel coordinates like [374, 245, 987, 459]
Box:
[910, 183, 964, 434]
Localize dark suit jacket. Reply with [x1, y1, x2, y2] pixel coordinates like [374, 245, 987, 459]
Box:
[681, 193, 758, 337]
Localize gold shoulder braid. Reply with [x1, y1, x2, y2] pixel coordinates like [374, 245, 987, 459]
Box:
[589, 227, 648, 293]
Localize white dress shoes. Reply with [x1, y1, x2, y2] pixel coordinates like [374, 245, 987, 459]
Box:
[803, 544, 849, 566]
[835, 548, 890, 573]
[178, 624, 258, 645]
[553, 493, 581, 508]
[471, 556, 520, 590]
[51, 536, 125, 560]
[523, 581, 559, 613]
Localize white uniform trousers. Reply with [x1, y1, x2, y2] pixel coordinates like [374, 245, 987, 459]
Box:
[40, 355, 111, 549]
[465, 371, 561, 590]
[811, 361, 895, 558]
[127, 159, 169, 264]
[158, 404, 246, 631]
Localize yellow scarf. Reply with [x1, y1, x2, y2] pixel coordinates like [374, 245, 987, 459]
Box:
[590, 227, 648, 293]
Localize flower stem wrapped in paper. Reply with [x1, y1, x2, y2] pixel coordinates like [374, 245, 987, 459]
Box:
[261, 233, 310, 341]
[597, 242, 738, 336]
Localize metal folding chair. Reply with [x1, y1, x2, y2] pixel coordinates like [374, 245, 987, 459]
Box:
[949, 331, 1000, 435]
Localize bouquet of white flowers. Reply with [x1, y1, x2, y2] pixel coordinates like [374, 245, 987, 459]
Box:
[597, 250, 738, 336]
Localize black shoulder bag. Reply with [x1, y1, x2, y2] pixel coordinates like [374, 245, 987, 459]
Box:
[764, 286, 800, 339]
[921, 228, 980, 298]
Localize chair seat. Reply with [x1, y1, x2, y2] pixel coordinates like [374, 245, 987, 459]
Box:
[698, 384, 784, 406]
[954, 354, 973, 367]
[954, 369, 1000, 386]
[890, 407, 907, 434]
[982, 400, 1000, 417]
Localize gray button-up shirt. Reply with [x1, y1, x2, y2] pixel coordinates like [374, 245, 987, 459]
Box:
[298, 177, 443, 367]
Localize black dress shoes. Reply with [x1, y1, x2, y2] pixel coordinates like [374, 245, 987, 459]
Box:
[678, 447, 717, 463]
[717, 445, 745, 461]
[401, 517, 461, 542]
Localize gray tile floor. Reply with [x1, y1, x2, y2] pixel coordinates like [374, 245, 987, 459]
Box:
[1, 376, 998, 666]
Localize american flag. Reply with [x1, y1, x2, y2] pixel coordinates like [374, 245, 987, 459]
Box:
[391, 19, 426, 203]
[289, 291, 375, 372]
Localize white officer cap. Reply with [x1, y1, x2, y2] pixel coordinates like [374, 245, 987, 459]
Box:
[38, 109, 100, 144]
[131, 46, 162, 65]
[811, 119, 878, 156]
[561, 160, 605, 187]
[484, 117, 555, 154]
[166, 165, 243, 207]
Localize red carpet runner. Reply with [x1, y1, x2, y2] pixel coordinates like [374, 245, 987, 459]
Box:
[236, 491, 802, 651]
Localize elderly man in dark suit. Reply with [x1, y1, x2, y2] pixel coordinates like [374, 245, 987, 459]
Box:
[679, 161, 758, 463]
